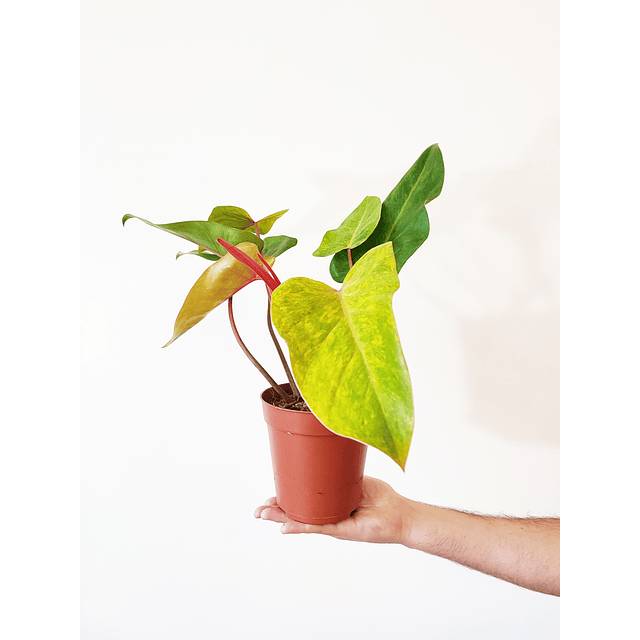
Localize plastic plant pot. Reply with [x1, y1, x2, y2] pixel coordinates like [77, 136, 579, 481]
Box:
[261, 384, 368, 525]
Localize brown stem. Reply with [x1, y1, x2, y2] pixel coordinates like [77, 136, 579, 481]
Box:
[348, 247, 354, 269]
[266, 296, 301, 398]
[227, 296, 292, 401]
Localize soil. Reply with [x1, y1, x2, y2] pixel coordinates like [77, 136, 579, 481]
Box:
[268, 393, 311, 412]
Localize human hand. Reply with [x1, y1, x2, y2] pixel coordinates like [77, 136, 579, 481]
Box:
[254, 476, 411, 545]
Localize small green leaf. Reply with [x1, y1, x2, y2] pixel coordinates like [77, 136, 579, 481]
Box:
[313, 196, 381, 257]
[255, 209, 288, 235]
[208, 206, 253, 229]
[262, 235, 298, 259]
[330, 205, 429, 282]
[330, 144, 444, 282]
[207, 206, 288, 235]
[175, 249, 220, 261]
[271, 243, 413, 470]
[164, 242, 274, 346]
[122, 214, 263, 256]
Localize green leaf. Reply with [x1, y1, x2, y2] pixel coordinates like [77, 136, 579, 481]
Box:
[164, 242, 274, 346]
[175, 249, 220, 261]
[208, 206, 288, 236]
[262, 235, 298, 258]
[208, 206, 253, 229]
[256, 209, 288, 235]
[312, 196, 381, 257]
[271, 243, 414, 470]
[122, 214, 263, 256]
[330, 143, 444, 282]
[331, 205, 429, 282]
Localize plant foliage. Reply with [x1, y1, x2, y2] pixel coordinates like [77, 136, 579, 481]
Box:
[164, 242, 275, 347]
[312, 196, 381, 257]
[329, 143, 444, 282]
[123, 209, 293, 343]
[123, 144, 444, 469]
[271, 243, 413, 469]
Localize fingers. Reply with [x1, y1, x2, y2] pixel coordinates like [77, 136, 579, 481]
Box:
[263, 509, 289, 525]
[252, 496, 278, 517]
[254, 499, 339, 535]
[254, 498, 289, 524]
[280, 520, 337, 536]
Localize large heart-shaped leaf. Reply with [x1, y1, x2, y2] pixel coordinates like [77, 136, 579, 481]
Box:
[330, 144, 444, 282]
[262, 235, 298, 258]
[312, 196, 381, 257]
[271, 242, 413, 469]
[123, 214, 263, 256]
[164, 242, 274, 346]
[208, 206, 288, 235]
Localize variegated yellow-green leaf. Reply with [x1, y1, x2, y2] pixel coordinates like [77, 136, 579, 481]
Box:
[271, 242, 413, 469]
[164, 242, 275, 347]
[312, 196, 381, 257]
[122, 214, 263, 256]
[255, 209, 287, 235]
[208, 206, 288, 236]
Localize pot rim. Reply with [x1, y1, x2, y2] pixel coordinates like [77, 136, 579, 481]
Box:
[260, 384, 369, 446]
[260, 383, 310, 414]
[261, 384, 334, 436]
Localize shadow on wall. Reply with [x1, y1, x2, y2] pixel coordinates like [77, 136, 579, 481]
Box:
[452, 123, 559, 445]
[307, 125, 559, 446]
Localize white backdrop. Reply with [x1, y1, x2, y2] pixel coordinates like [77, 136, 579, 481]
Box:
[81, 1, 560, 637]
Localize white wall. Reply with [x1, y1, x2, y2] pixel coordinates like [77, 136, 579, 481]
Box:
[81, 1, 560, 637]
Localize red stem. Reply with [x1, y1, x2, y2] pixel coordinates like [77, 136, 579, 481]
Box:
[217, 238, 280, 291]
[257, 252, 281, 287]
[266, 294, 301, 398]
[227, 297, 292, 401]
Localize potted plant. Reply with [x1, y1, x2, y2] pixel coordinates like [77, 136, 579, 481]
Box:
[123, 143, 445, 524]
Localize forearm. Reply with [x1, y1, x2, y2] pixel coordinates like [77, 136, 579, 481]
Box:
[401, 498, 560, 596]
[257, 477, 559, 596]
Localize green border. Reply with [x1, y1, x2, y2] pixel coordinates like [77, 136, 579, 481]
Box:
[561, 0, 640, 640]
[0, 0, 80, 640]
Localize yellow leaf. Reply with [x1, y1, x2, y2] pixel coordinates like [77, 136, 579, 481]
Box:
[163, 242, 274, 347]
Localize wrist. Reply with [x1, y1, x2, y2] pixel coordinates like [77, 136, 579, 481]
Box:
[399, 497, 441, 552]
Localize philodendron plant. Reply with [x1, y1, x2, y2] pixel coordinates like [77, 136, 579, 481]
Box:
[123, 144, 444, 470]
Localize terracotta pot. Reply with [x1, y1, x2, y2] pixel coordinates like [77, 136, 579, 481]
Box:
[261, 385, 368, 524]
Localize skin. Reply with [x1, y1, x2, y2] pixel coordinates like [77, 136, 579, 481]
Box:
[254, 476, 560, 597]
